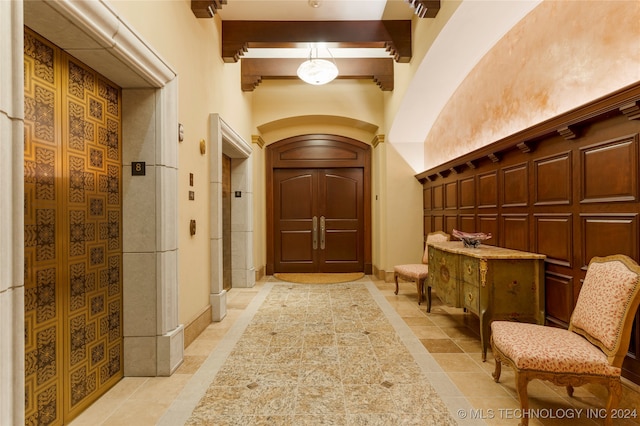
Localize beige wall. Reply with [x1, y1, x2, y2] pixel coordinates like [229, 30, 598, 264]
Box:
[375, 2, 463, 275]
[112, 0, 253, 324]
[424, 0, 640, 170]
[252, 79, 384, 143]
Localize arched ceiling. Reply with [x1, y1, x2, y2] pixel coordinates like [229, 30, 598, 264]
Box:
[389, 0, 541, 172]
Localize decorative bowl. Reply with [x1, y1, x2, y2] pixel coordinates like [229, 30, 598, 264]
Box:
[452, 229, 492, 248]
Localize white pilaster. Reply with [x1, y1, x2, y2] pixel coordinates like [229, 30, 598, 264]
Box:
[0, 1, 25, 424]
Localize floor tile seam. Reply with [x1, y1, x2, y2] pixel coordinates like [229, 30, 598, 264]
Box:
[78, 391, 131, 426]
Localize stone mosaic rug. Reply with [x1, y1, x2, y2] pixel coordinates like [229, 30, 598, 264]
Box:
[185, 281, 458, 425]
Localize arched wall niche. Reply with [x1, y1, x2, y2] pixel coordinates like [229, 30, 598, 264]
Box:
[257, 115, 379, 146]
[265, 134, 373, 275]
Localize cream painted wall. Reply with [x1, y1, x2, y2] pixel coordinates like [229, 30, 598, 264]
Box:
[111, 0, 252, 324]
[253, 79, 384, 144]
[424, 0, 640, 170]
[374, 1, 462, 277]
[380, 144, 425, 273]
[222, 62, 254, 140]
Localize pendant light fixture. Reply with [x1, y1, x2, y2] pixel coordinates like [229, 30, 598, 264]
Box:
[296, 46, 339, 86]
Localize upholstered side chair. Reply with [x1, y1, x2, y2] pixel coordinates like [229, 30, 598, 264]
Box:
[394, 231, 450, 312]
[491, 254, 640, 426]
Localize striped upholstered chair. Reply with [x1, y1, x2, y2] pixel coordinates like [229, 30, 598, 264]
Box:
[394, 231, 450, 312]
[491, 254, 640, 426]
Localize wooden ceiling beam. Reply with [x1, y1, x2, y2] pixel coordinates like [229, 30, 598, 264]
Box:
[241, 58, 394, 92]
[223, 20, 412, 63]
[191, 0, 227, 18]
[405, 0, 440, 18]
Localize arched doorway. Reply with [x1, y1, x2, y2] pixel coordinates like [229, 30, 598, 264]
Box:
[266, 134, 372, 275]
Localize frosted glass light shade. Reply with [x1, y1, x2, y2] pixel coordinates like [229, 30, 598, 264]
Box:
[296, 58, 339, 85]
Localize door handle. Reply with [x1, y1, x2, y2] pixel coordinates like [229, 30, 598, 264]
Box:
[320, 216, 325, 250]
[312, 216, 318, 250]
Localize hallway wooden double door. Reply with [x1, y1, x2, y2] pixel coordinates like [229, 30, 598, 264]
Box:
[274, 168, 365, 273]
[267, 135, 372, 274]
[24, 28, 123, 425]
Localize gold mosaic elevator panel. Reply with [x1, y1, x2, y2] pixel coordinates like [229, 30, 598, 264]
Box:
[24, 28, 123, 425]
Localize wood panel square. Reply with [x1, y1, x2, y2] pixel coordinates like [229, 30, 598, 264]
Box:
[535, 215, 572, 267]
[581, 215, 638, 267]
[534, 153, 571, 206]
[459, 177, 475, 209]
[445, 181, 457, 209]
[502, 163, 528, 207]
[478, 172, 497, 208]
[432, 185, 443, 210]
[502, 215, 529, 251]
[581, 136, 638, 203]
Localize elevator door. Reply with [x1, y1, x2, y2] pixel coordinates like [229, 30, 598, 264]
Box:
[273, 168, 364, 273]
[24, 28, 123, 425]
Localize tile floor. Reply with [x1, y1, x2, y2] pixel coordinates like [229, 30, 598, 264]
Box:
[69, 276, 640, 426]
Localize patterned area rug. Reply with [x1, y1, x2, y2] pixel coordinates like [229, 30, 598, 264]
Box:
[273, 272, 365, 284]
[184, 280, 457, 425]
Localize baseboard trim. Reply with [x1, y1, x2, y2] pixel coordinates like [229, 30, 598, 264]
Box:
[183, 304, 212, 348]
[255, 265, 266, 282]
[372, 265, 393, 282]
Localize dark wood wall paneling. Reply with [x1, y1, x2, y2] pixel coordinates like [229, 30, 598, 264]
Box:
[416, 83, 640, 384]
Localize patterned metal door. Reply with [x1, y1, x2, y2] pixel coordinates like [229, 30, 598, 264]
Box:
[24, 28, 123, 425]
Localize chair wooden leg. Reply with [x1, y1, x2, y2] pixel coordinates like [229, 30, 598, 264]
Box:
[566, 385, 573, 397]
[492, 357, 502, 382]
[604, 378, 622, 426]
[426, 284, 432, 313]
[416, 279, 422, 305]
[394, 273, 399, 295]
[515, 371, 530, 426]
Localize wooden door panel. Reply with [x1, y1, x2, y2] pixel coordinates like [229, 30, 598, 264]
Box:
[278, 172, 315, 219]
[280, 231, 314, 261]
[324, 231, 359, 259]
[320, 169, 363, 272]
[274, 168, 364, 272]
[274, 169, 318, 271]
[266, 135, 372, 275]
[324, 172, 358, 216]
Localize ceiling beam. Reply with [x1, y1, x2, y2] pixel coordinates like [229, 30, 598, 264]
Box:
[241, 58, 394, 92]
[405, 0, 440, 18]
[191, 0, 227, 18]
[223, 20, 412, 63]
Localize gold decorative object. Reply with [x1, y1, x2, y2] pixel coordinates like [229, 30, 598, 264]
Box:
[199, 139, 206, 155]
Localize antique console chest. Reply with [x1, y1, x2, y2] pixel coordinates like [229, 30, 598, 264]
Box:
[427, 241, 546, 360]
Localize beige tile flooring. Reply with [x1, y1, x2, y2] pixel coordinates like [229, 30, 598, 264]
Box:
[69, 276, 640, 426]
